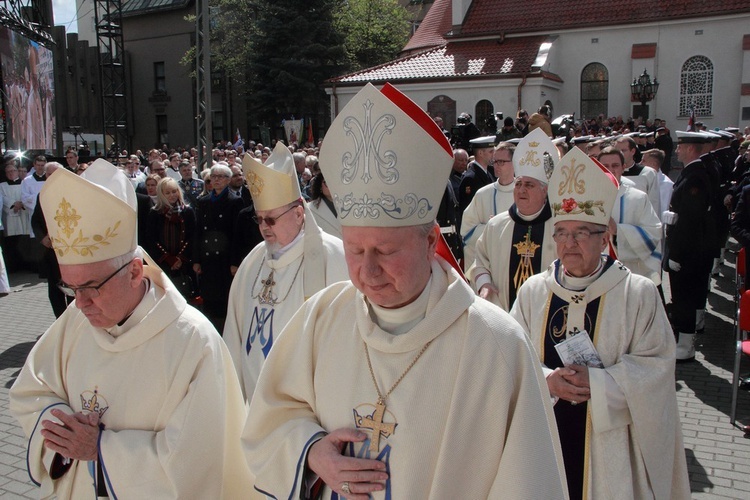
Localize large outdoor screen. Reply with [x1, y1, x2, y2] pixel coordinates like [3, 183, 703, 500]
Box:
[0, 26, 56, 151]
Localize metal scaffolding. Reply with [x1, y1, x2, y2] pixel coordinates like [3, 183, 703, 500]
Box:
[195, 0, 212, 171]
[93, 0, 128, 154]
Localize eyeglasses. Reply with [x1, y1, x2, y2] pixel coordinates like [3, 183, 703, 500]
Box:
[252, 205, 298, 226]
[552, 229, 606, 243]
[489, 159, 512, 167]
[58, 259, 133, 298]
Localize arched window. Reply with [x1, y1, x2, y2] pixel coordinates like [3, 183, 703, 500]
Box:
[679, 56, 713, 116]
[580, 63, 608, 120]
[475, 100, 494, 135]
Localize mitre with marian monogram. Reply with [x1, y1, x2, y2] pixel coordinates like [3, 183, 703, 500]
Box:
[513, 127, 558, 183]
[319, 82, 454, 227]
[547, 147, 618, 226]
[242, 141, 302, 211]
[40, 159, 138, 265]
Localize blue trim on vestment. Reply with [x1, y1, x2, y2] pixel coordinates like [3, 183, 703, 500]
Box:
[287, 431, 327, 500]
[26, 402, 69, 487]
[635, 225, 657, 253]
[98, 427, 118, 500]
[463, 226, 477, 245]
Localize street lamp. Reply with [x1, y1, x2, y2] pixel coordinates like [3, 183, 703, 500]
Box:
[630, 69, 659, 119]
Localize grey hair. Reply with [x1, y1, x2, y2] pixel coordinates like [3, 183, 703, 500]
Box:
[417, 221, 438, 237]
[210, 164, 232, 178]
[45, 162, 64, 175]
[106, 249, 138, 273]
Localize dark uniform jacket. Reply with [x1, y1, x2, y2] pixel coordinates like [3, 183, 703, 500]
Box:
[458, 161, 492, 220]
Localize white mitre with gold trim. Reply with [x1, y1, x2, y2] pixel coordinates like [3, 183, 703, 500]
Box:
[242, 141, 302, 211]
[513, 127, 558, 184]
[319, 82, 454, 227]
[40, 158, 137, 265]
[548, 147, 618, 226]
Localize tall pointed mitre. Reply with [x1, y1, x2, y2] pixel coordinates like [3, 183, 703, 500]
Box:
[548, 147, 618, 226]
[512, 127, 558, 183]
[242, 141, 302, 211]
[40, 158, 137, 265]
[319, 82, 453, 227]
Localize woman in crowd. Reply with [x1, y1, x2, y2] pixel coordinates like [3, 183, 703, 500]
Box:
[307, 172, 341, 239]
[145, 177, 197, 298]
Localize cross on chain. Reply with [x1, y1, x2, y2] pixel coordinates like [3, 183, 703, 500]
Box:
[258, 270, 277, 305]
[355, 400, 397, 452]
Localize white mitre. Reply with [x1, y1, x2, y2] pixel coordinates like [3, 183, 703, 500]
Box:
[319, 82, 454, 227]
[243, 141, 302, 211]
[548, 148, 618, 226]
[513, 127, 558, 183]
[40, 159, 137, 264]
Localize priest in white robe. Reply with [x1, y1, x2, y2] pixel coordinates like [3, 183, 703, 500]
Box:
[10, 160, 254, 499]
[243, 83, 568, 499]
[224, 143, 348, 401]
[471, 129, 558, 310]
[459, 142, 515, 269]
[510, 148, 690, 500]
[597, 147, 662, 285]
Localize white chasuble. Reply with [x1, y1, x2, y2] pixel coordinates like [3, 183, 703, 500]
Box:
[471, 203, 556, 311]
[612, 182, 663, 285]
[309, 199, 343, 240]
[460, 181, 514, 269]
[224, 231, 347, 401]
[511, 258, 690, 500]
[243, 258, 568, 499]
[10, 265, 255, 499]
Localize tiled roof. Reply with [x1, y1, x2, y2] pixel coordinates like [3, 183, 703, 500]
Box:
[122, 0, 190, 16]
[461, 0, 750, 36]
[331, 36, 549, 84]
[402, 0, 453, 54]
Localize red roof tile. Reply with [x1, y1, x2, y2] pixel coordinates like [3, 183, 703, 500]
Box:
[402, 0, 454, 54]
[461, 0, 750, 36]
[331, 36, 550, 84]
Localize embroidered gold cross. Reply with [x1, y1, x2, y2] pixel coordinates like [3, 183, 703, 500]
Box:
[513, 228, 540, 289]
[54, 198, 81, 238]
[355, 400, 397, 452]
[258, 271, 277, 305]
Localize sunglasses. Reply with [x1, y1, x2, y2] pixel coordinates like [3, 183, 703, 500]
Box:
[252, 205, 298, 226]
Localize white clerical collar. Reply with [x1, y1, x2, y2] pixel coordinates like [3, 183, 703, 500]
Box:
[368, 275, 433, 336]
[268, 228, 305, 260]
[559, 255, 606, 291]
[107, 278, 159, 337]
[497, 180, 514, 191]
[517, 204, 544, 222]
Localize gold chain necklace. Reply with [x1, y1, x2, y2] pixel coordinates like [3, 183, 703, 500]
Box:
[361, 340, 432, 452]
[251, 256, 304, 306]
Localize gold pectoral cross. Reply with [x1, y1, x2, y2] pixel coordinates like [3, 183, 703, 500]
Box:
[258, 270, 277, 305]
[355, 400, 397, 452]
[513, 228, 540, 289]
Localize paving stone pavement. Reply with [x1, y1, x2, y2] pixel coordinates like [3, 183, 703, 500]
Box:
[2, 252, 750, 498]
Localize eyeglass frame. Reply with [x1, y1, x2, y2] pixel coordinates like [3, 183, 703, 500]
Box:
[252, 204, 299, 226]
[488, 159, 512, 167]
[552, 229, 607, 244]
[58, 259, 134, 298]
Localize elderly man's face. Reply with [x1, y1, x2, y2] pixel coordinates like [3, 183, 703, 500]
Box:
[453, 152, 469, 173]
[60, 259, 140, 328]
[179, 163, 193, 180]
[343, 225, 437, 309]
[553, 221, 608, 277]
[256, 204, 304, 247]
[514, 176, 547, 215]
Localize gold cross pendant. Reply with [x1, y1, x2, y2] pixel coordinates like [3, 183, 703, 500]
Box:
[258, 271, 277, 305]
[357, 399, 397, 452]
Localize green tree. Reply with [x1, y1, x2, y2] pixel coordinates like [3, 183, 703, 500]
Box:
[244, 0, 348, 125]
[335, 0, 410, 71]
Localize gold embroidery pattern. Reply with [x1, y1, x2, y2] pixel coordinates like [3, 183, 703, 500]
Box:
[247, 171, 264, 197]
[513, 228, 540, 290]
[54, 198, 81, 238]
[80, 387, 109, 418]
[557, 158, 586, 196]
[53, 220, 121, 258]
[519, 149, 541, 168]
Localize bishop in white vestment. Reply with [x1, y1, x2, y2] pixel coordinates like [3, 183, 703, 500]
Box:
[224, 143, 348, 401]
[243, 83, 567, 499]
[10, 161, 253, 499]
[510, 148, 689, 500]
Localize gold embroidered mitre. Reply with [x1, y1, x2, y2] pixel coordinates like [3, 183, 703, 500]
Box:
[547, 147, 618, 226]
[40, 159, 137, 264]
[242, 142, 302, 211]
[513, 127, 558, 183]
[319, 82, 453, 227]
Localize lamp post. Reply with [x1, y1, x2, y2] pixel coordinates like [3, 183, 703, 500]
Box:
[630, 69, 659, 120]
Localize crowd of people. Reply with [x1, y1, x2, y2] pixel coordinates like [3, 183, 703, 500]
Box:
[3, 82, 750, 498]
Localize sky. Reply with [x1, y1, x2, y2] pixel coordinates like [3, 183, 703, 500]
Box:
[52, 0, 79, 33]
